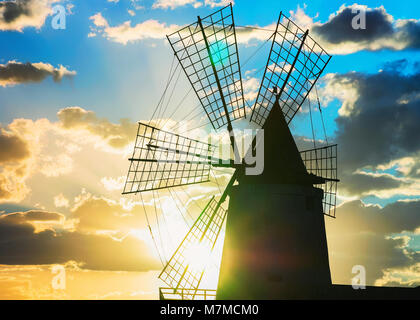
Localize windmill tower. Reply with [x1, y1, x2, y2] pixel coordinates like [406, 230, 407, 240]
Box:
[122, 4, 338, 300]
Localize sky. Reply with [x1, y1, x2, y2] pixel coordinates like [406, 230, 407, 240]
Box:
[0, 0, 420, 299]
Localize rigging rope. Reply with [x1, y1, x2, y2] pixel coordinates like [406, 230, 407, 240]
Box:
[210, 168, 222, 194]
[152, 189, 168, 264]
[139, 192, 165, 267]
[314, 83, 330, 145]
[179, 185, 203, 211]
[169, 188, 192, 227]
[302, 46, 320, 173]
[157, 189, 175, 246]
[161, 87, 194, 130]
[156, 63, 183, 128]
[307, 94, 317, 150]
[148, 54, 177, 126]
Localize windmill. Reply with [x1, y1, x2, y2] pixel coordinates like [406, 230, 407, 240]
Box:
[122, 4, 338, 300]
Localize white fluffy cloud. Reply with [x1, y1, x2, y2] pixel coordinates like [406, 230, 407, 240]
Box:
[151, 0, 231, 10]
[88, 10, 275, 45]
[54, 193, 70, 208]
[152, 0, 202, 10]
[89, 12, 180, 45]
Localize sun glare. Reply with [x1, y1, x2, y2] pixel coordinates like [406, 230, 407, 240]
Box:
[184, 242, 213, 273]
[209, 40, 229, 66]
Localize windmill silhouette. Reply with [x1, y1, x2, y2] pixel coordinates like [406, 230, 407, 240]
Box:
[122, 4, 419, 300]
[122, 4, 337, 299]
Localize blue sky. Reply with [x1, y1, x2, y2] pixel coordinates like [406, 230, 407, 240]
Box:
[1, 0, 419, 125]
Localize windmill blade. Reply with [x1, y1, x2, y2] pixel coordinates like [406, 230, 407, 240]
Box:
[300, 144, 339, 218]
[158, 195, 227, 299]
[123, 122, 217, 194]
[250, 12, 331, 127]
[166, 4, 246, 130]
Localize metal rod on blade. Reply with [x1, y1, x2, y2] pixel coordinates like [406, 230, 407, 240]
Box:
[274, 29, 309, 107]
[199, 169, 238, 242]
[249, 11, 282, 122]
[197, 15, 241, 164]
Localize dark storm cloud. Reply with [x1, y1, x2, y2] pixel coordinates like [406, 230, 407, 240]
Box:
[335, 69, 420, 169]
[397, 20, 420, 49]
[324, 63, 420, 195]
[311, 5, 420, 51]
[0, 210, 160, 271]
[341, 173, 407, 195]
[0, 61, 76, 86]
[0, 0, 56, 31]
[0, 0, 31, 24]
[335, 199, 420, 234]
[406, 161, 420, 179]
[0, 210, 64, 224]
[312, 6, 394, 44]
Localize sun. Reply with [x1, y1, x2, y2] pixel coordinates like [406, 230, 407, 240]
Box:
[183, 242, 213, 273]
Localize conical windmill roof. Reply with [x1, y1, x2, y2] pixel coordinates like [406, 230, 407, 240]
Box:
[240, 99, 317, 186]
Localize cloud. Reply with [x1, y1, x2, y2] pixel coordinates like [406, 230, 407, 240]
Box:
[0, 263, 159, 299]
[0, 61, 76, 87]
[151, 0, 231, 10]
[0, 208, 69, 233]
[242, 76, 259, 103]
[88, 11, 274, 45]
[312, 5, 394, 44]
[332, 199, 420, 234]
[0, 127, 29, 164]
[376, 263, 420, 287]
[152, 0, 202, 10]
[89, 12, 108, 28]
[101, 176, 125, 191]
[54, 193, 69, 208]
[57, 107, 137, 149]
[291, 4, 420, 54]
[89, 12, 180, 45]
[0, 0, 59, 32]
[0, 126, 32, 202]
[327, 199, 420, 285]
[70, 193, 148, 233]
[89, 4, 420, 50]
[204, 0, 232, 8]
[341, 172, 409, 196]
[0, 208, 160, 271]
[66, 3, 74, 15]
[1, 210, 64, 224]
[0, 117, 74, 202]
[321, 63, 420, 196]
[0, 107, 137, 203]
